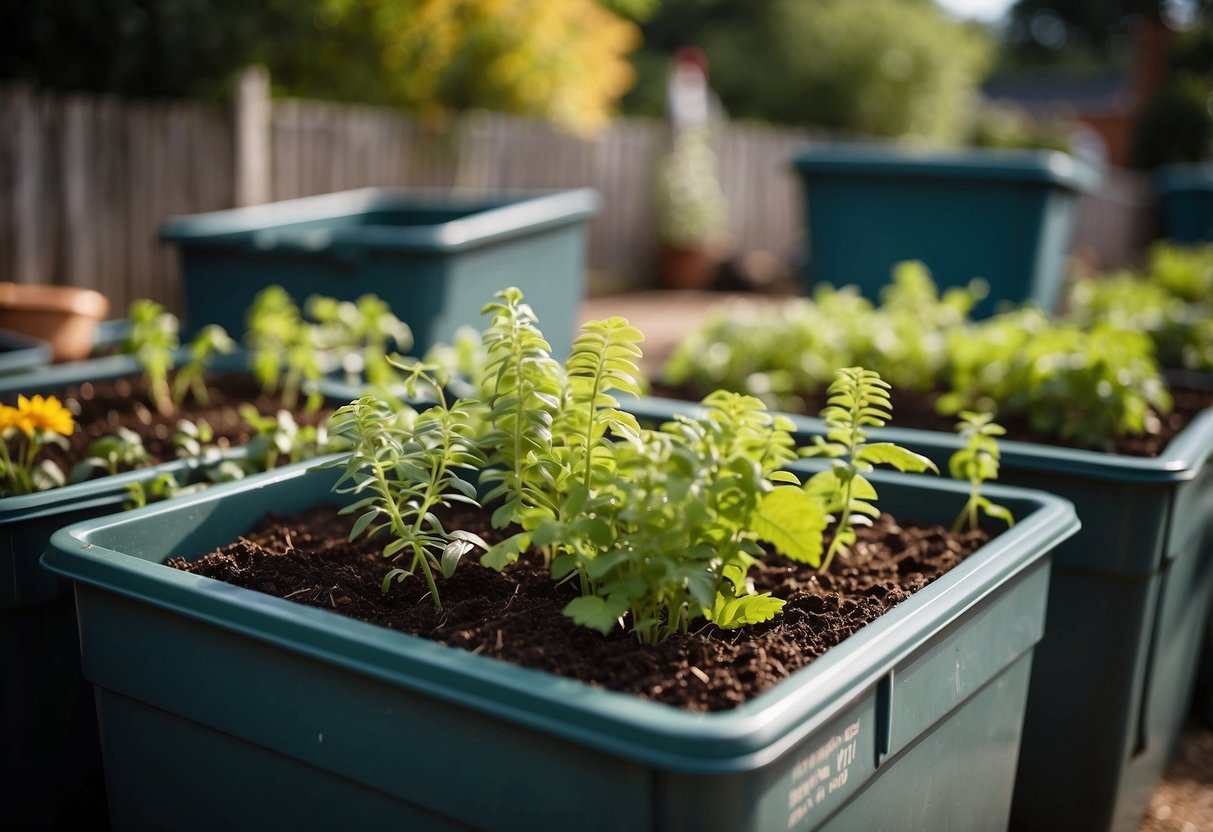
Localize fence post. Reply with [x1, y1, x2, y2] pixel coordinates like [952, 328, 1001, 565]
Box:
[233, 65, 271, 207]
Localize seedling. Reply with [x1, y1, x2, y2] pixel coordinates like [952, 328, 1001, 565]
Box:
[172, 325, 236, 406]
[0, 395, 74, 495]
[123, 299, 179, 415]
[245, 286, 325, 412]
[325, 389, 489, 610]
[801, 367, 937, 573]
[240, 405, 344, 472]
[307, 293, 413, 387]
[949, 411, 1014, 532]
[71, 428, 150, 480]
[121, 300, 236, 415]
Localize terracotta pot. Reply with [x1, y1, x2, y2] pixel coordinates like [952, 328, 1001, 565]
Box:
[657, 243, 714, 290]
[0, 283, 109, 361]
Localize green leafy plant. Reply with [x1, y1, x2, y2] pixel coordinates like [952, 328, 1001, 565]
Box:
[306, 293, 413, 387]
[321, 291, 964, 645]
[940, 310, 1171, 451]
[1067, 243, 1213, 375]
[801, 367, 937, 572]
[172, 325, 236, 406]
[240, 405, 344, 472]
[325, 389, 489, 610]
[245, 286, 325, 412]
[123, 299, 180, 416]
[120, 300, 236, 415]
[663, 263, 984, 411]
[71, 428, 150, 481]
[475, 288, 831, 644]
[949, 411, 1013, 532]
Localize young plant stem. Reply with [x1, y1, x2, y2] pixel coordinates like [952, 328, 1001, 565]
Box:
[820, 398, 863, 574]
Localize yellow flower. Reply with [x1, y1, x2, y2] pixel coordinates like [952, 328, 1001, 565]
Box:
[16, 395, 75, 437]
[0, 404, 22, 434]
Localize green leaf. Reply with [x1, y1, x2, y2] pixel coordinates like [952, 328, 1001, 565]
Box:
[481, 532, 531, 571]
[856, 443, 939, 473]
[752, 487, 827, 566]
[709, 592, 785, 629]
[978, 497, 1015, 528]
[563, 595, 627, 634]
[440, 540, 474, 578]
[348, 508, 381, 541]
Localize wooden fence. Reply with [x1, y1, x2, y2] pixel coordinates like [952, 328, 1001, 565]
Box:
[0, 81, 1155, 315]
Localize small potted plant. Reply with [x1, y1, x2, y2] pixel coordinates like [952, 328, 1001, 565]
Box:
[43, 288, 1078, 830]
[639, 262, 1213, 832]
[653, 129, 729, 290]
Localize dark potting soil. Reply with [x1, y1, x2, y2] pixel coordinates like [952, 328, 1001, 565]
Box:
[38, 373, 330, 472]
[650, 382, 1213, 458]
[172, 505, 990, 712]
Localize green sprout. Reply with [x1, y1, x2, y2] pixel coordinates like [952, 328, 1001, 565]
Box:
[950, 411, 1014, 532]
[801, 367, 938, 573]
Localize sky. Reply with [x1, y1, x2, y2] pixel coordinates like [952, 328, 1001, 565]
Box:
[936, 0, 1016, 23]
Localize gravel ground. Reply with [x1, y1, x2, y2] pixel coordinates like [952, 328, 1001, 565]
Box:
[1139, 724, 1213, 832]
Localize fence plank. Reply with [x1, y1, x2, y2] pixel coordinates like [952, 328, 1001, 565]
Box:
[0, 84, 1161, 314]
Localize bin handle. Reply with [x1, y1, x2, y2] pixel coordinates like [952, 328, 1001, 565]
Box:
[875, 669, 894, 767]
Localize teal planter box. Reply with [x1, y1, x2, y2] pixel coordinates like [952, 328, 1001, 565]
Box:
[161, 187, 600, 359]
[42, 459, 1077, 831]
[0, 327, 50, 375]
[791, 145, 1100, 318]
[0, 356, 344, 829]
[1155, 164, 1213, 243]
[0, 359, 221, 831]
[624, 394, 1213, 832]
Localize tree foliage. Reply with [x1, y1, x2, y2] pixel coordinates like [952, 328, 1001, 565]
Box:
[317, 0, 641, 133]
[2, 0, 641, 134]
[626, 0, 992, 142]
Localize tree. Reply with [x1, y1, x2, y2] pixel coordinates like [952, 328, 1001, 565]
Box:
[320, 0, 640, 133]
[625, 0, 992, 143]
[1, 0, 642, 134]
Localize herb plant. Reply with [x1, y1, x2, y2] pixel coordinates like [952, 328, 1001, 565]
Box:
[245, 286, 324, 412]
[307, 294, 413, 388]
[72, 428, 150, 480]
[172, 325, 236, 406]
[949, 411, 1013, 532]
[318, 291, 977, 644]
[123, 299, 179, 415]
[325, 390, 489, 610]
[120, 300, 236, 415]
[940, 310, 1171, 450]
[801, 368, 937, 572]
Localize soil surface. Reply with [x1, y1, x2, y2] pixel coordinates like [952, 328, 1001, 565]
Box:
[651, 381, 1213, 458]
[37, 373, 331, 472]
[172, 505, 989, 712]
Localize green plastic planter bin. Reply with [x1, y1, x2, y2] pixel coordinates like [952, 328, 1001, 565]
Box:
[0, 355, 346, 829]
[0, 360, 224, 830]
[42, 457, 1077, 831]
[1155, 164, 1213, 243]
[160, 187, 600, 359]
[791, 145, 1101, 318]
[0, 327, 50, 375]
[623, 393, 1213, 832]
